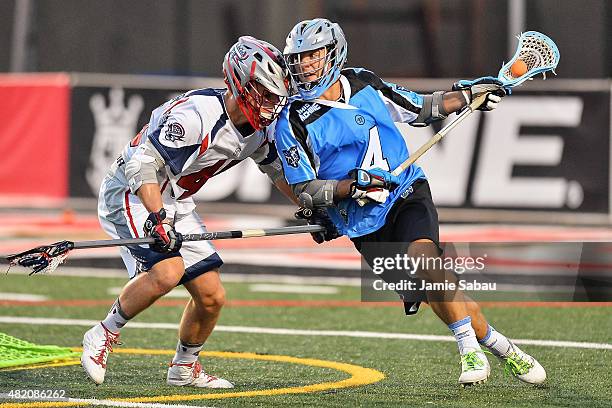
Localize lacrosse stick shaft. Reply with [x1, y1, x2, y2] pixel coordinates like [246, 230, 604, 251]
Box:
[70, 225, 326, 250]
[355, 93, 488, 206]
[391, 92, 487, 176]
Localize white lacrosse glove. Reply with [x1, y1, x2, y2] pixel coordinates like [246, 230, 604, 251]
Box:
[348, 168, 399, 205]
[351, 188, 390, 204]
[453, 77, 508, 111]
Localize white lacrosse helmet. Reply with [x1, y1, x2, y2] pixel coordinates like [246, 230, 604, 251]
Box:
[223, 36, 290, 130]
[284, 18, 348, 100]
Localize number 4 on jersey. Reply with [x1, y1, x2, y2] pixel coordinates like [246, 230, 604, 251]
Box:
[360, 127, 390, 171]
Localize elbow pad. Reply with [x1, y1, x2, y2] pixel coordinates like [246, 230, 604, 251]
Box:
[258, 159, 285, 183]
[125, 143, 165, 194]
[292, 180, 337, 208]
[412, 91, 448, 127]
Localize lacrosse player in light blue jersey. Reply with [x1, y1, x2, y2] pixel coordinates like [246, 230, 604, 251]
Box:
[274, 18, 546, 386]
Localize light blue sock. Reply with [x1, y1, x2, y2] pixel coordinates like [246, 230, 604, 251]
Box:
[479, 325, 513, 358]
[448, 316, 480, 355]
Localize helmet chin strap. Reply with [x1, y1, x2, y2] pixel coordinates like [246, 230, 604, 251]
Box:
[224, 91, 259, 130]
[226, 82, 286, 131]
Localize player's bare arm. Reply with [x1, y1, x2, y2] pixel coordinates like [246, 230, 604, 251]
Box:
[134, 183, 164, 213]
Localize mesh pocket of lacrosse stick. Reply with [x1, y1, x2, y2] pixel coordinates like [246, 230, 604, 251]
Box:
[6, 241, 73, 275]
[497, 31, 560, 87]
[17, 252, 69, 275]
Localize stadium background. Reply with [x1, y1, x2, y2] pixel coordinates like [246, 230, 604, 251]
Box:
[1, 1, 611, 407]
[1, 0, 610, 222]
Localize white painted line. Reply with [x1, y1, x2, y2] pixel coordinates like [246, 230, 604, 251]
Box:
[1, 316, 610, 351]
[6, 267, 127, 278]
[223, 273, 361, 286]
[0, 293, 48, 301]
[4, 397, 215, 408]
[248, 284, 339, 294]
[8, 267, 364, 286]
[108, 287, 191, 298]
[220, 252, 359, 270]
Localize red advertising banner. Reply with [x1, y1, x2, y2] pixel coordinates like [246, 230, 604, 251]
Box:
[0, 74, 70, 200]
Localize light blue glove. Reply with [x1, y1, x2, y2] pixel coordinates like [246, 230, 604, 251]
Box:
[350, 167, 400, 191]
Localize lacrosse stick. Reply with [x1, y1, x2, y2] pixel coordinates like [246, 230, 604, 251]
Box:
[357, 31, 560, 206]
[6, 224, 325, 275]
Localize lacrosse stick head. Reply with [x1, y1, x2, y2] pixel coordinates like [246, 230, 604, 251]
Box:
[498, 31, 560, 87]
[6, 240, 74, 275]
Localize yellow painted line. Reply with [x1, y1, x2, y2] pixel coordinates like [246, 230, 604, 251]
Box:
[0, 348, 384, 408]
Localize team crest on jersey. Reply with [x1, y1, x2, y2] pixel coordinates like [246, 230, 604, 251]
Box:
[283, 146, 300, 168]
[165, 122, 185, 142]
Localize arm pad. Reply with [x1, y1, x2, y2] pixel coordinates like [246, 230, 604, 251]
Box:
[412, 91, 448, 127]
[257, 158, 285, 183]
[125, 140, 166, 194]
[292, 179, 338, 208]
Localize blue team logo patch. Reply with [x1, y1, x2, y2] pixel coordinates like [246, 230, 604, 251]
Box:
[355, 114, 365, 125]
[283, 146, 300, 168]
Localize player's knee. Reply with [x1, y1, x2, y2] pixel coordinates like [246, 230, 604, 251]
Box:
[408, 240, 442, 281]
[408, 239, 440, 259]
[147, 258, 185, 295]
[196, 286, 226, 314]
[151, 275, 178, 296]
[147, 269, 182, 296]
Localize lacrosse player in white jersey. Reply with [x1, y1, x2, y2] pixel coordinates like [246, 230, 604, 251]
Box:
[81, 36, 299, 388]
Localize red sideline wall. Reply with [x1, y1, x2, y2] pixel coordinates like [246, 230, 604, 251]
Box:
[0, 74, 70, 199]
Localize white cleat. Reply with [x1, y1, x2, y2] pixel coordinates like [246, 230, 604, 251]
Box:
[80, 323, 120, 385]
[502, 344, 546, 385]
[459, 350, 490, 386]
[167, 361, 234, 389]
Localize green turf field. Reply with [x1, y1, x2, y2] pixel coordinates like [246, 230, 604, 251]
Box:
[1, 273, 611, 407]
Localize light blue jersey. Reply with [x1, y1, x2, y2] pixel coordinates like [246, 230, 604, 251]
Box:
[275, 68, 427, 238]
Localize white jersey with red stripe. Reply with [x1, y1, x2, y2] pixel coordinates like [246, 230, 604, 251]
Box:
[108, 88, 277, 214]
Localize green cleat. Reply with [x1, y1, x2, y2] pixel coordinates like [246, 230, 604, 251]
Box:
[459, 350, 490, 386]
[502, 345, 546, 385]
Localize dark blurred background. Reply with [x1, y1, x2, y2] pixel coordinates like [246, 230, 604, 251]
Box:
[2, 0, 610, 78]
[1, 0, 611, 225]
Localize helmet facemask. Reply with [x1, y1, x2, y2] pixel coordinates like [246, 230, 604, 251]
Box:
[237, 79, 288, 129]
[287, 45, 339, 94]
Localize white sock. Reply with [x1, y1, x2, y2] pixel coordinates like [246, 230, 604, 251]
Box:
[172, 341, 203, 365]
[448, 316, 481, 355]
[479, 325, 514, 358]
[101, 299, 129, 333]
